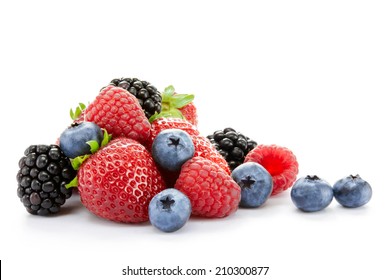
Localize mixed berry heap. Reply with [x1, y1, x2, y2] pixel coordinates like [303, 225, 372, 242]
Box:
[207, 128, 257, 171]
[16, 145, 75, 215]
[15, 77, 372, 232]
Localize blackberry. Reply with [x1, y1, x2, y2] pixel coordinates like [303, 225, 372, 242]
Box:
[207, 128, 257, 171]
[109, 77, 162, 119]
[16, 145, 75, 216]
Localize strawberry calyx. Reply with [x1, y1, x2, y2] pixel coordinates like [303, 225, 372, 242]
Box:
[65, 129, 111, 189]
[70, 102, 86, 121]
[149, 85, 194, 123]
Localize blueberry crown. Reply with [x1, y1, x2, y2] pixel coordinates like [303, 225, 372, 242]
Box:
[305, 175, 320, 181]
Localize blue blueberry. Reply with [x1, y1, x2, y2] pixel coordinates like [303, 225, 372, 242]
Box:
[290, 175, 333, 212]
[231, 162, 273, 208]
[333, 175, 372, 208]
[148, 188, 191, 233]
[152, 129, 195, 172]
[59, 122, 103, 158]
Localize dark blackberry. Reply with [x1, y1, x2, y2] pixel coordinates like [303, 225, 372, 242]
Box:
[16, 145, 75, 216]
[109, 77, 162, 119]
[207, 128, 257, 171]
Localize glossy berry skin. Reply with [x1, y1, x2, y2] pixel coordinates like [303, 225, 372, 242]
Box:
[290, 176, 334, 212]
[175, 157, 241, 218]
[77, 138, 166, 223]
[333, 175, 372, 208]
[16, 145, 75, 215]
[148, 188, 191, 232]
[245, 144, 299, 196]
[85, 85, 151, 143]
[208, 128, 257, 171]
[152, 129, 195, 172]
[231, 162, 273, 208]
[59, 122, 103, 158]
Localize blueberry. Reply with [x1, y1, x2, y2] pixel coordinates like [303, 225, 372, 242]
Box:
[231, 162, 273, 208]
[152, 129, 195, 172]
[290, 175, 333, 212]
[59, 122, 103, 158]
[333, 175, 372, 208]
[148, 189, 191, 233]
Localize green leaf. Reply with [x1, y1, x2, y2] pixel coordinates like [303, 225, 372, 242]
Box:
[163, 85, 175, 97]
[148, 112, 159, 123]
[87, 140, 99, 154]
[66, 176, 79, 189]
[100, 129, 111, 148]
[70, 155, 91, 170]
[148, 109, 184, 123]
[70, 102, 87, 121]
[170, 94, 194, 108]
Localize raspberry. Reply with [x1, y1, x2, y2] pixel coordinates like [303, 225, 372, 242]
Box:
[174, 157, 241, 218]
[244, 144, 299, 196]
[191, 135, 231, 175]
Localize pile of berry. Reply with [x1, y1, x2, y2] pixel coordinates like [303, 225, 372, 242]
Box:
[16, 78, 372, 232]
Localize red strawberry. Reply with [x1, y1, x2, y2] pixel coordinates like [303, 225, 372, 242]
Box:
[77, 137, 166, 223]
[244, 144, 299, 196]
[145, 117, 199, 150]
[177, 98, 197, 126]
[175, 157, 241, 218]
[85, 85, 151, 143]
[149, 85, 198, 126]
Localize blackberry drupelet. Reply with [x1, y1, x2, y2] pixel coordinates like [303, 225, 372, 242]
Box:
[109, 77, 162, 119]
[207, 128, 257, 171]
[16, 145, 75, 216]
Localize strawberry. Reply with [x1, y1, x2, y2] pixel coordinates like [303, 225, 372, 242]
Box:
[177, 99, 197, 126]
[75, 137, 166, 223]
[175, 157, 241, 218]
[85, 85, 151, 143]
[149, 85, 198, 126]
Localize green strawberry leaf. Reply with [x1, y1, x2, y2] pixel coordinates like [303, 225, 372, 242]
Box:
[66, 129, 112, 190]
[86, 140, 99, 154]
[70, 102, 87, 121]
[163, 85, 175, 98]
[170, 94, 194, 108]
[101, 129, 111, 148]
[65, 176, 78, 189]
[148, 109, 184, 123]
[70, 155, 91, 170]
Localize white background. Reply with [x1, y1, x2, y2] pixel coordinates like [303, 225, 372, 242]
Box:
[1, 0, 389, 279]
